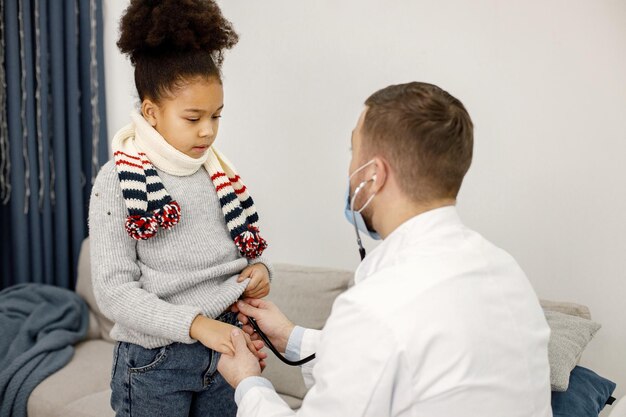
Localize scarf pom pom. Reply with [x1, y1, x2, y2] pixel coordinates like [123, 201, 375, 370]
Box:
[234, 225, 268, 259]
[125, 214, 159, 240]
[156, 201, 181, 229]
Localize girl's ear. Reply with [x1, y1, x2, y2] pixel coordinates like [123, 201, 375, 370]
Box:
[141, 99, 158, 127]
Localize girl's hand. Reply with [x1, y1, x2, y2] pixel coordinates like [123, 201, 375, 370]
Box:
[189, 315, 267, 367]
[238, 264, 270, 298]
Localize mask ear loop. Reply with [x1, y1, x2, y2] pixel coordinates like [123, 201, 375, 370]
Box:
[350, 174, 377, 261]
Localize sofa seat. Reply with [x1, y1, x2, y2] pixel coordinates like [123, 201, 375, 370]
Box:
[27, 340, 115, 417]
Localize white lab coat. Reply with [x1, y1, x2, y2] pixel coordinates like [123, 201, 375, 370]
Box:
[237, 206, 552, 417]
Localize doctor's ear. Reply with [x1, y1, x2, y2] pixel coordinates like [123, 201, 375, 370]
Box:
[370, 157, 388, 192]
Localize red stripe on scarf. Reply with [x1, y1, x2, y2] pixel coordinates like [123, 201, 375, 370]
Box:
[114, 151, 142, 161]
[115, 160, 143, 170]
[215, 181, 233, 193]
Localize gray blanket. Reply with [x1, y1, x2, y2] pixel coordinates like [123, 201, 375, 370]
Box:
[0, 283, 89, 417]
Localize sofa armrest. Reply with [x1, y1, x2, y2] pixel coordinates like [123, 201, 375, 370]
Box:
[75, 238, 115, 342]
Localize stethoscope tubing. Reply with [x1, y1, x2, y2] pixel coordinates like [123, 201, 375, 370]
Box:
[248, 317, 316, 366]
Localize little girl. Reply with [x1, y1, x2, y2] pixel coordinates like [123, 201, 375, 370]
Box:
[88, 1, 270, 416]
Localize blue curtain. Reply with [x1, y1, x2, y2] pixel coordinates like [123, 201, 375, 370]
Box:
[0, 0, 108, 289]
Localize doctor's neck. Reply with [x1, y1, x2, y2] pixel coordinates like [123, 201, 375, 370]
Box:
[373, 189, 456, 239]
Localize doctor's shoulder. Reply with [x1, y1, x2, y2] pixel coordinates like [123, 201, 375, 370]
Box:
[339, 263, 441, 317]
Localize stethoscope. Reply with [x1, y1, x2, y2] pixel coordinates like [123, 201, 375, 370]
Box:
[350, 175, 376, 262]
[245, 176, 374, 366]
[248, 317, 316, 366]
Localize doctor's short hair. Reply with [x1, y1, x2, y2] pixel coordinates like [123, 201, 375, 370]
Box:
[363, 82, 474, 202]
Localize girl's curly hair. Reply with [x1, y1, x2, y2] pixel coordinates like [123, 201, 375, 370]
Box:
[117, 0, 239, 101]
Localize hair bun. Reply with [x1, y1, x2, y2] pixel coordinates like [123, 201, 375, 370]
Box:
[117, 0, 238, 65]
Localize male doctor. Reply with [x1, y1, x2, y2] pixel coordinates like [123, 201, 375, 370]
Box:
[218, 82, 552, 416]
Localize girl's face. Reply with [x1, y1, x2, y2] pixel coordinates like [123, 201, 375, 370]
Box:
[142, 77, 224, 159]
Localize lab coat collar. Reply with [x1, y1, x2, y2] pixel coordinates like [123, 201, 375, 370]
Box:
[354, 205, 462, 284]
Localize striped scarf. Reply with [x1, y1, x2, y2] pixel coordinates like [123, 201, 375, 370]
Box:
[111, 113, 267, 259]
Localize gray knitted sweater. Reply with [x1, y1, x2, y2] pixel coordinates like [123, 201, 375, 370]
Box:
[88, 161, 272, 348]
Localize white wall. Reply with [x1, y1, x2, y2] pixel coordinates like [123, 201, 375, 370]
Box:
[103, 0, 136, 150]
[104, 0, 626, 405]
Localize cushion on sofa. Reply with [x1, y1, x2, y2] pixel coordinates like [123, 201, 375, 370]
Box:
[261, 263, 353, 401]
[551, 366, 616, 417]
[544, 310, 601, 391]
[540, 299, 592, 320]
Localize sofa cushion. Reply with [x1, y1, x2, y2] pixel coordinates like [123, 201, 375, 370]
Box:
[544, 310, 601, 392]
[261, 263, 353, 400]
[540, 299, 592, 320]
[551, 366, 616, 417]
[75, 239, 115, 342]
[27, 340, 114, 417]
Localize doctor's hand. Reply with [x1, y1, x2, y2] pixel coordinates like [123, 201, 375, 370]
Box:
[238, 264, 270, 299]
[232, 298, 295, 353]
[218, 328, 262, 389]
[189, 315, 267, 366]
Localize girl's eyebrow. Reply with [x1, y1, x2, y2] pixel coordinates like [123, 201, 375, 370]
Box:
[183, 104, 224, 113]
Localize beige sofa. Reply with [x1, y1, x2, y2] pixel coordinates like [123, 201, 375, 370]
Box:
[26, 239, 620, 417]
[26, 239, 354, 417]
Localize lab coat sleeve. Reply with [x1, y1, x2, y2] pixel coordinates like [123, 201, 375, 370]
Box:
[284, 326, 307, 361]
[236, 294, 399, 417]
[299, 328, 321, 389]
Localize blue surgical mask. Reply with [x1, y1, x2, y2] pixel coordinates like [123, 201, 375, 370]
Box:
[345, 160, 381, 260]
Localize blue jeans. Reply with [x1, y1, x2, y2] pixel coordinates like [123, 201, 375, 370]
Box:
[110, 312, 238, 417]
